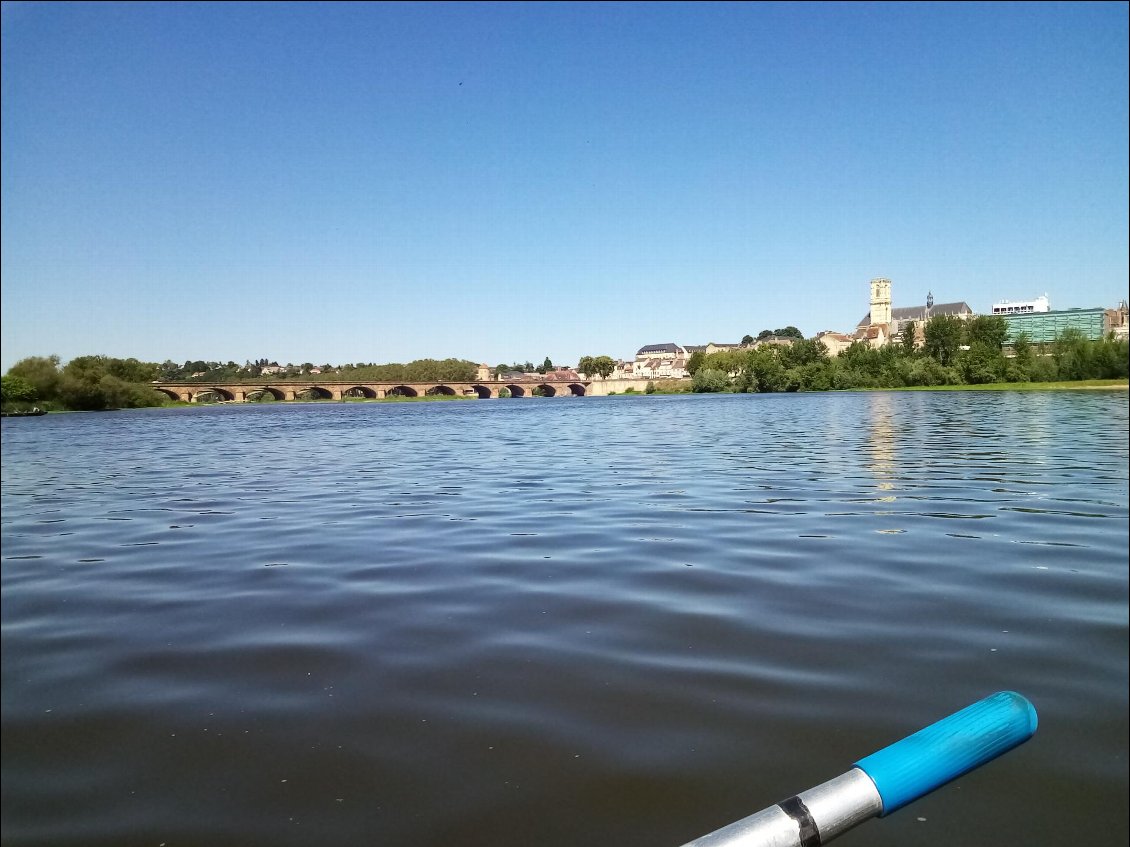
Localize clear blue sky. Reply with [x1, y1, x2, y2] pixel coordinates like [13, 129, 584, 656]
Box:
[2, 1, 1127, 371]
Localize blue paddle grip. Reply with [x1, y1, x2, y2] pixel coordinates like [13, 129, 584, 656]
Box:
[853, 690, 1038, 815]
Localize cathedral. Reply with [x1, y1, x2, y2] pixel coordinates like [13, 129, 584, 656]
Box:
[854, 278, 973, 348]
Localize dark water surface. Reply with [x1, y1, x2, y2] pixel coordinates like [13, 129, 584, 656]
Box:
[2, 392, 1127, 847]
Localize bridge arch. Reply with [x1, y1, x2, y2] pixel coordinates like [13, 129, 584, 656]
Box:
[470, 384, 493, 398]
[195, 387, 235, 402]
[564, 383, 586, 396]
[504, 384, 526, 397]
[343, 386, 377, 399]
[426, 385, 456, 396]
[153, 387, 181, 402]
[532, 384, 556, 397]
[295, 386, 334, 400]
[246, 386, 285, 401]
[387, 385, 418, 398]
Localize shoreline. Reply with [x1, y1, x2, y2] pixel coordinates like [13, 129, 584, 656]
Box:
[5, 379, 1126, 416]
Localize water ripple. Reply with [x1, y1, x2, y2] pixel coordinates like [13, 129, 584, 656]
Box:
[2, 393, 1127, 847]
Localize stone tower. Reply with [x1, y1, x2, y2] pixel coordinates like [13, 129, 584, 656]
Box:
[870, 277, 892, 326]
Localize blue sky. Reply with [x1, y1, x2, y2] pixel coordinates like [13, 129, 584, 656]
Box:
[2, 1, 1127, 371]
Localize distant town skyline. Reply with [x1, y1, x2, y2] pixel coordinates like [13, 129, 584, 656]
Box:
[3, 2, 1127, 372]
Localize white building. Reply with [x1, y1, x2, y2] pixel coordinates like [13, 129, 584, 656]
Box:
[991, 295, 1050, 315]
[632, 343, 689, 379]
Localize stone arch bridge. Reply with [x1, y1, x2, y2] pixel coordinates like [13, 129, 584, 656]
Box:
[152, 379, 594, 403]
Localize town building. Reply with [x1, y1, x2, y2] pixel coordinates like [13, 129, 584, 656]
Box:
[635, 343, 687, 362]
[477, 363, 584, 382]
[814, 331, 854, 357]
[751, 336, 796, 350]
[703, 341, 745, 356]
[1107, 301, 1129, 341]
[611, 360, 636, 379]
[631, 343, 689, 379]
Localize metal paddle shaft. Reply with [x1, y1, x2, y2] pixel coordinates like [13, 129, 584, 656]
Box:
[682, 691, 1038, 847]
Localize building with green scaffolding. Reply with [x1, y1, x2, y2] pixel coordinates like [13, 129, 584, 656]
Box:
[1002, 307, 1107, 344]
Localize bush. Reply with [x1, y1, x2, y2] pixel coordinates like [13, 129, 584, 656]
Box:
[831, 367, 881, 390]
[692, 368, 730, 393]
[798, 361, 833, 391]
[1028, 356, 1059, 383]
[907, 357, 958, 386]
[1, 375, 37, 405]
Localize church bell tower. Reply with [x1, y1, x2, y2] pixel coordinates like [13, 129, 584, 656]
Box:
[870, 277, 892, 326]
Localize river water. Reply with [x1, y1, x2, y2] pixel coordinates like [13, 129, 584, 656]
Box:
[2, 391, 1127, 847]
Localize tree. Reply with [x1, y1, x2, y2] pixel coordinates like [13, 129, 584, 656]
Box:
[107, 357, 158, 383]
[1008, 332, 1033, 381]
[900, 321, 918, 355]
[1, 374, 38, 405]
[1053, 328, 1092, 380]
[7, 355, 62, 402]
[692, 368, 730, 392]
[158, 360, 184, 380]
[741, 334, 754, 345]
[840, 342, 883, 375]
[906, 357, 958, 386]
[541, 356, 553, 373]
[774, 326, 804, 340]
[577, 355, 615, 378]
[745, 346, 787, 392]
[959, 343, 1005, 384]
[591, 355, 616, 378]
[685, 350, 706, 375]
[705, 350, 742, 376]
[781, 338, 827, 368]
[923, 315, 964, 366]
[1091, 336, 1129, 379]
[55, 355, 164, 411]
[965, 315, 1008, 350]
[797, 360, 833, 391]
